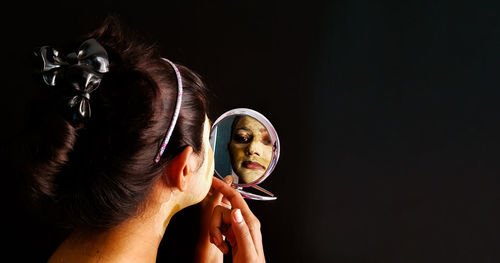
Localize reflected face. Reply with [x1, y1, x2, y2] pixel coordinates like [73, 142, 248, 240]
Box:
[229, 116, 272, 184]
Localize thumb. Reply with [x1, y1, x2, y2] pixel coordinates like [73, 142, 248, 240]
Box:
[230, 208, 256, 253]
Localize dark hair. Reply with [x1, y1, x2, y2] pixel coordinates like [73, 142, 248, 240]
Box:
[23, 15, 209, 229]
[228, 115, 242, 176]
[229, 115, 244, 141]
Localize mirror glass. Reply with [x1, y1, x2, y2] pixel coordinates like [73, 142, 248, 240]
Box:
[210, 108, 280, 200]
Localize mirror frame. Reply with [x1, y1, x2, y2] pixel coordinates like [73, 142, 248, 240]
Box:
[210, 108, 280, 190]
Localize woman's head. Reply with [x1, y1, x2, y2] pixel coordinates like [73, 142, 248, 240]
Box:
[228, 116, 272, 184]
[25, 15, 212, 229]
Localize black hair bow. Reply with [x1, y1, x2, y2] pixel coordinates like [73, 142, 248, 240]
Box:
[35, 38, 109, 120]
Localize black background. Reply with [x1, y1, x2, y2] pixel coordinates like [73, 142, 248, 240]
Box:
[1, 0, 500, 262]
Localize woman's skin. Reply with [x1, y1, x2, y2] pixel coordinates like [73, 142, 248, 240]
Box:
[48, 116, 265, 263]
[229, 116, 273, 184]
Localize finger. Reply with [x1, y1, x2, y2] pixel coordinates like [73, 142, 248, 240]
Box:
[209, 205, 232, 254]
[207, 184, 216, 196]
[226, 227, 236, 247]
[208, 176, 231, 204]
[230, 208, 257, 254]
[223, 175, 234, 184]
[211, 177, 252, 214]
[250, 218, 264, 255]
[211, 185, 224, 206]
[209, 205, 232, 244]
[219, 177, 233, 208]
[235, 208, 263, 256]
[221, 196, 231, 208]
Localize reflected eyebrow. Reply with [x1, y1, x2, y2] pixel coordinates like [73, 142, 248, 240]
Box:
[236, 127, 251, 132]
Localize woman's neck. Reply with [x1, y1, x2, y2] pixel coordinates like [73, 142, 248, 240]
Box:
[48, 189, 180, 263]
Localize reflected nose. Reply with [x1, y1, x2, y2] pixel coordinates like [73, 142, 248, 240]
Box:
[245, 141, 261, 156]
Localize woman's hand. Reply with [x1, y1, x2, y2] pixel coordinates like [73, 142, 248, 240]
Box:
[209, 177, 266, 263]
[194, 176, 233, 263]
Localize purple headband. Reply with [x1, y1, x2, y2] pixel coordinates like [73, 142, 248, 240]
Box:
[154, 58, 184, 163]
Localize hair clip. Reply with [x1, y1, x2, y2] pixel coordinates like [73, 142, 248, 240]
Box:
[35, 38, 109, 120]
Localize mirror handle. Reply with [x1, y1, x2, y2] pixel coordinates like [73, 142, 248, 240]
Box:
[236, 188, 277, 201]
[251, 185, 275, 197]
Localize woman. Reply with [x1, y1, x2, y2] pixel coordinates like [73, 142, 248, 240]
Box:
[24, 15, 265, 263]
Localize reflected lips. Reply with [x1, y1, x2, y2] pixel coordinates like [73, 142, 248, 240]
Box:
[242, 161, 265, 170]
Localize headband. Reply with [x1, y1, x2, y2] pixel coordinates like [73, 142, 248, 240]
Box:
[154, 58, 184, 163]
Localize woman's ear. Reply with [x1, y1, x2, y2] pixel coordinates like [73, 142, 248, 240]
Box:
[166, 146, 196, 192]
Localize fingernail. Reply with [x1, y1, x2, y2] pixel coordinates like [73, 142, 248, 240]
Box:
[233, 208, 243, 223]
[224, 176, 233, 184]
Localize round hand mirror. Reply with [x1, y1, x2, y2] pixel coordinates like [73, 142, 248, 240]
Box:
[210, 108, 280, 201]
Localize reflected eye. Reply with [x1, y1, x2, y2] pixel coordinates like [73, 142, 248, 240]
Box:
[234, 134, 251, 143]
[262, 135, 272, 145]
